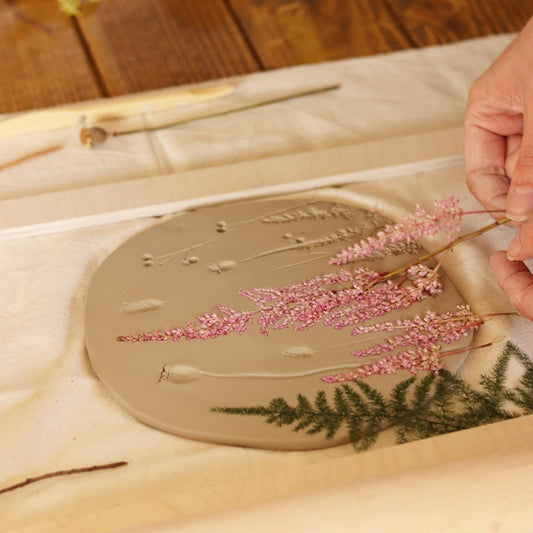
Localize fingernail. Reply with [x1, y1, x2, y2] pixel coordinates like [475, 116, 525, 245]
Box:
[507, 235, 522, 261]
[506, 186, 533, 221]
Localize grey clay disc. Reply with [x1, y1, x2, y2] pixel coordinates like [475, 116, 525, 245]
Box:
[85, 196, 470, 450]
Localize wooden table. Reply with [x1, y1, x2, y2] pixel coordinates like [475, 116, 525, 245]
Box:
[1, 0, 531, 113]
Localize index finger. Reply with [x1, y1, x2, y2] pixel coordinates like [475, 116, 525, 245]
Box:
[464, 121, 509, 212]
[490, 250, 533, 320]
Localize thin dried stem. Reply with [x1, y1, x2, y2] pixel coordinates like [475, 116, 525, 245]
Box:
[482, 312, 519, 319]
[81, 83, 341, 146]
[0, 461, 128, 496]
[440, 337, 505, 358]
[382, 217, 510, 281]
[115, 84, 340, 136]
[0, 146, 62, 172]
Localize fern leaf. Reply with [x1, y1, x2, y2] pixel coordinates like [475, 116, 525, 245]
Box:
[211, 341, 533, 451]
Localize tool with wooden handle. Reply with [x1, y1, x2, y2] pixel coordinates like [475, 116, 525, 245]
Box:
[80, 82, 341, 147]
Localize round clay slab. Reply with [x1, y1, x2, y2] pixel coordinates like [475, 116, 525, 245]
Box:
[85, 196, 471, 450]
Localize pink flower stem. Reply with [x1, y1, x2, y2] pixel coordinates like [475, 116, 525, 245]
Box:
[396, 270, 409, 286]
[380, 312, 515, 332]
[381, 216, 510, 282]
[439, 337, 504, 359]
[481, 312, 519, 319]
[461, 209, 506, 216]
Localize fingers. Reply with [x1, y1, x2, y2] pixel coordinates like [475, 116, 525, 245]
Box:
[464, 119, 509, 212]
[490, 251, 533, 320]
[507, 215, 533, 260]
[505, 133, 522, 178]
[464, 89, 520, 213]
[464, 164, 509, 214]
[506, 92, 533, 221]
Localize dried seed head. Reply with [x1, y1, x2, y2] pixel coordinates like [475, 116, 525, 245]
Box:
[80, 126, 108, 147]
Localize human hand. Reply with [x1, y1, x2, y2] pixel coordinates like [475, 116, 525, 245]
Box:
[464, 18, 533, 320]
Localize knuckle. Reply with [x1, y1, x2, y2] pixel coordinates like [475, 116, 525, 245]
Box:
[519, 224, 533, 255]
[512, 149, 533, 183]
[500, 265, 533, 319]
[511, 285, 533, 319]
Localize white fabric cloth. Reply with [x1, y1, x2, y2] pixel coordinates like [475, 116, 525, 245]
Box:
[0, 35, 512, 200]
[1, 34, 529, 532]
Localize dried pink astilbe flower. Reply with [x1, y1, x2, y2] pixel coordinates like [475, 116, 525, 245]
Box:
[323, 264, 442, 330]
[240, 264, 441, 334]
[321, 343, 444, 383]
[321, 304, 494, 383]
[329, 196, 463, 265]
[118, 263, 444, 342]
[350, 305, 483, 357]
[116, 305, 254, 342]
[239, 267, 379, 334]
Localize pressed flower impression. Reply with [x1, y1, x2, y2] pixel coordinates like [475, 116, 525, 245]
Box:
[85, 193, 477, 450]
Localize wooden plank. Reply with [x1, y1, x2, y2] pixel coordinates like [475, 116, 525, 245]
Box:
[385, 0, 533, 46]
[226, 0, 415, 69]
[0, 0, 103, 113]
[0, 126, 464, 237]
[76, 0, 261, 96]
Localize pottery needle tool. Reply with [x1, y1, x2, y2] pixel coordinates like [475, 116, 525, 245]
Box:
[79, 82, 341, 147]
[0, 145, 62, 172]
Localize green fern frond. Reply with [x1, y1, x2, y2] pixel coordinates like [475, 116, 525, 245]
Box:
[212, 341, 532, 451]
[501, 342, 533, 412]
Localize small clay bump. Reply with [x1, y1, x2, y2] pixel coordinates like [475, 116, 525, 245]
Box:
[281, 346, 316, 359]
[208, 260, 236, 273]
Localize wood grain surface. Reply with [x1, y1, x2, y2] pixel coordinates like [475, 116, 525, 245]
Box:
[0, 0, 532, 112]
[0, 0, 101, 111]
[76, 0, 261, 96]
[385, 0, 533, 45]
[226, 0, 414, 68]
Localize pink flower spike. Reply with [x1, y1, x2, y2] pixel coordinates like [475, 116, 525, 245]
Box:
[323, 264, 442, 330]
[240, 264, 441, 334]
[239, 267, 380, 334]
[321, 344, 444, 383]
[329, 196, 463, 265]
[350, 305, 483, 358]
[116, 304, 254, 342]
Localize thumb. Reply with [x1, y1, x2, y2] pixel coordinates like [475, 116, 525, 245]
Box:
[507, 91, 533, 221]
[490, 251, 533, 320]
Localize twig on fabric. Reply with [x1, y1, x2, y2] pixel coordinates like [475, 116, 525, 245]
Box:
[0, 146, 62, 172]
[0, 460, 128, 496]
